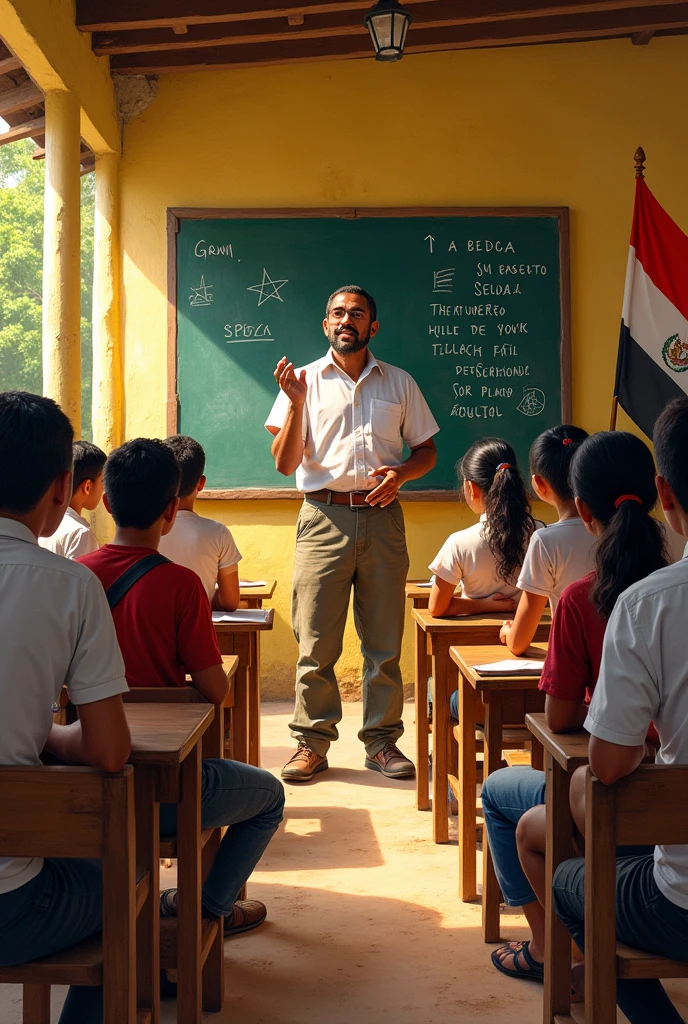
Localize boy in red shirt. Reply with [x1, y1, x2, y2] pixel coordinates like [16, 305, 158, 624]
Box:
[79, 438, 284, 940]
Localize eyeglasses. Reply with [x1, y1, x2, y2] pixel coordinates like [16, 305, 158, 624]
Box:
[328, 308, 368, 321]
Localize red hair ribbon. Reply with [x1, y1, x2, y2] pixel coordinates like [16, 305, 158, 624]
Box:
[562, 438, 573, 446]
[496, 463, 512, 472]
[615, 494, 642, 509]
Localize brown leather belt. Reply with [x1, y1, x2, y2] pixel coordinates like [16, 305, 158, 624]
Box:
[306, 489, 372, 507]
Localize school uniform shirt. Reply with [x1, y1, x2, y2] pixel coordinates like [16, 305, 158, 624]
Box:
[265, 349, 439, 493]
[78, 545, 222, 689]
[428, 514, 521, 599]
[0, 518, 127, 895]
[584, 555, 688, 909]
[517, 517, 596, 611]
[38, 505, 98, 560]
[159, 510, 242, 604]
[538, 573, 605, 704]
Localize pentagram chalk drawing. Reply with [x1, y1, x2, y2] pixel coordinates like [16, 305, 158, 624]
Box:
[189, 275, 213, 307]
[247, 268, 289, 306]
[516, 387, 546, 417]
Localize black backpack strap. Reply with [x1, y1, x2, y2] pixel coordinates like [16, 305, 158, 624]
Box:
[105, 552, 171, 611]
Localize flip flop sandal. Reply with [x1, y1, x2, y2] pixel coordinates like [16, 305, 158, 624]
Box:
[491, 940, 544, 982]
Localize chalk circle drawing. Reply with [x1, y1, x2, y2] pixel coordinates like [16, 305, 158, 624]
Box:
[189, 275, 213, 306]
[516, 387, 546, 417]
[247, 268, 289, 306]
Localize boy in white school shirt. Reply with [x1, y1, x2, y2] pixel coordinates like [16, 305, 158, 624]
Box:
[160, 435, 242, 610]
[0, 391, 130, 1024]
[39, 440, 106, 559]
[554, 396, 688, 1024]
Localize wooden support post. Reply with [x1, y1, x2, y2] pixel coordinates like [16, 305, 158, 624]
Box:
[42, 91, 81, 434]
[92, 152, 123, 452]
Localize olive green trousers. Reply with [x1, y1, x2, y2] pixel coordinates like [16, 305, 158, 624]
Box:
[289, 497, 410, 757]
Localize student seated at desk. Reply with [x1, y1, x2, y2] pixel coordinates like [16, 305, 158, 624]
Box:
[481, 430, 667, 983]
[500, 424, 593, 655]
[0, 391, 131, 1024]
[160, 434, 241, 610]
[550, 398, 688, 1024]
[79, 438, 284, 945]
[38, 440, 106, 559]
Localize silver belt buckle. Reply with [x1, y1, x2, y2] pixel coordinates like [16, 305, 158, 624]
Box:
[349, 491, 366, 508]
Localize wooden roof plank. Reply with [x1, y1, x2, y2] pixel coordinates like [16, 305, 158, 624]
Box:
[0, 116, 46, 146]
[92, 0, 688, 53]
[108, 3, 688, 72]
[0, 80, 42, 118]
[0, 56, 22, 74]
[78, 0, 687, 32]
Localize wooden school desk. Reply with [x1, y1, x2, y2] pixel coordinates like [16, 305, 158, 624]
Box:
[213, 608, 275, 766]
[405, 581, 432, 812]
[239, 579, 277, 610]
[411, 607, 551, 843]
[124, 703, 214, 1024]
[525, 713, 591, 1023]
[449, 642, 548, 942]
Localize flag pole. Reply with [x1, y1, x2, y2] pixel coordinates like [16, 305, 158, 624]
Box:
[610, 146, 647, 430]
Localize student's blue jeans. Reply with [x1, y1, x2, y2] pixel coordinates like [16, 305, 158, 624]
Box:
[481, 765, 546, 906]
[0, 758, 284, 1022]
[554, 853, 688, 1024]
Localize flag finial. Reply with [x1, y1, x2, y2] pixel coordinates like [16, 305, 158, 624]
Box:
[634, 147, 646, 179]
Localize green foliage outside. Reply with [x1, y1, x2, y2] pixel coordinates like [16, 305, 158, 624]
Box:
[0, 139, 95, 438]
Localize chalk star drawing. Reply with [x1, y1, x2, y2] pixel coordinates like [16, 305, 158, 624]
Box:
[189, 275, 213, 307]
[247, 268, 289, 306]
[517, 387, 546, 417]
[433, 268, 456, 293]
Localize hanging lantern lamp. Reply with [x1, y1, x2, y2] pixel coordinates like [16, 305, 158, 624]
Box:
[364, 0, 412, 62]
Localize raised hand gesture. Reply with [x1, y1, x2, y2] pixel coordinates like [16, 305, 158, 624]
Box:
[274, 356, 307, 408]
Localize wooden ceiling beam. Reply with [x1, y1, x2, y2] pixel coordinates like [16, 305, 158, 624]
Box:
[108, 4, 688, 72]
[0, 116, 46, 146]
[632, 28, 655, 42]
[78, 0, 686, 33]
[0, 56, 22, 74]
[0, 80, 42, 118]
[93, 0, 685, 54]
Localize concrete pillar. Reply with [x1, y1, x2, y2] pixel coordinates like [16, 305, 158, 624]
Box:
[42, 90, 81, 435]
[91, 151, 122, 454]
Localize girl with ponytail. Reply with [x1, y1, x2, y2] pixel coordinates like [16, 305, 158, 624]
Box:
[482, 430, 668, 985]
[428, 438, 537, 618]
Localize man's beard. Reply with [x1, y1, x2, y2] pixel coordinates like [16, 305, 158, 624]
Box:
[329, 325, 371, 355]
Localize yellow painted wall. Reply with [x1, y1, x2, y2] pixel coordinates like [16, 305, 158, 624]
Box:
[120, 37, 687, 698]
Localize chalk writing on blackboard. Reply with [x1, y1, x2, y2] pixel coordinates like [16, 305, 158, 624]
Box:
[224, 323, 275, 344]
[247, 268, 289, 306]
[517, 387, 546, 416]
[433, 268, 455, 293]
[189, 275, 213, 307]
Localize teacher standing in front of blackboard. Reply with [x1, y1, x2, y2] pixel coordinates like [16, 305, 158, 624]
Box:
[265, 285, 439, 783]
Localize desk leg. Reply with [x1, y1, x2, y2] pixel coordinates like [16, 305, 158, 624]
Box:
[177, 743, 202, 1024]
[543, 753, 573, 1023]
[248, 633, 261, 767]
[431, 640, 450, 844]
[458, 673, 478, 901]
[415, 621, 430, 812]
[482, 692, 503, 943]
[135, 767, 160, 1024]
[232, 665, 249, 765]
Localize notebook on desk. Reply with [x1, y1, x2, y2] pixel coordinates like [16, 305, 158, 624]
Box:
[212, 608, 274, 625]
[239, 580, 267, 587]
[474, 659, 544, 676]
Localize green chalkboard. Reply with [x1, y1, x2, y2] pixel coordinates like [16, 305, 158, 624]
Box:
[169, 208, 570, 496]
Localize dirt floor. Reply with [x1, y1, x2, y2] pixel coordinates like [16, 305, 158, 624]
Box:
[3, 700, 688, 1022]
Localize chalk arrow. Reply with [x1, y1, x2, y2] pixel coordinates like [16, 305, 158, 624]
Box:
[424, 234, 435, 254]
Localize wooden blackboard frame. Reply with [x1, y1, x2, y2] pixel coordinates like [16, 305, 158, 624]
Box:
[167, 206, 571, 500]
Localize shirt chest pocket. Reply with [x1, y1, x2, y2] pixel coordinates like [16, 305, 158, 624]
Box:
[370, 399, 403, 443]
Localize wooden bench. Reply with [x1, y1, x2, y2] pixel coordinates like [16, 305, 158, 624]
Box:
[553, 763, 688, 1024]
[0, 765, 143, 1024]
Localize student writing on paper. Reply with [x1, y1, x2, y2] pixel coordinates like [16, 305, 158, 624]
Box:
[481, 429, 667, 984]
[160, 434, 242, 610]
[78, 439, 284, 955]
[500, 424, 594, 655]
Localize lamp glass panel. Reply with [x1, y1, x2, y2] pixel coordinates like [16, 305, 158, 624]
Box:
[397, 15, 410, 48]
[373, 12, 393, 49]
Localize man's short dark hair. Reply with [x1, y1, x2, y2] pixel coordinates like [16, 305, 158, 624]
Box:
[104, 438, 181, 530]
[325, 285, 377, 323]
[654, 396, 688, 512]
[72, 440, 107, 493]
[164, 435, 206, 498]
[0, 391, 73, 514]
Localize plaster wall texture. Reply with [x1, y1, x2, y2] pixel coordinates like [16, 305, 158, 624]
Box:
[119, 38, 687, 698]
